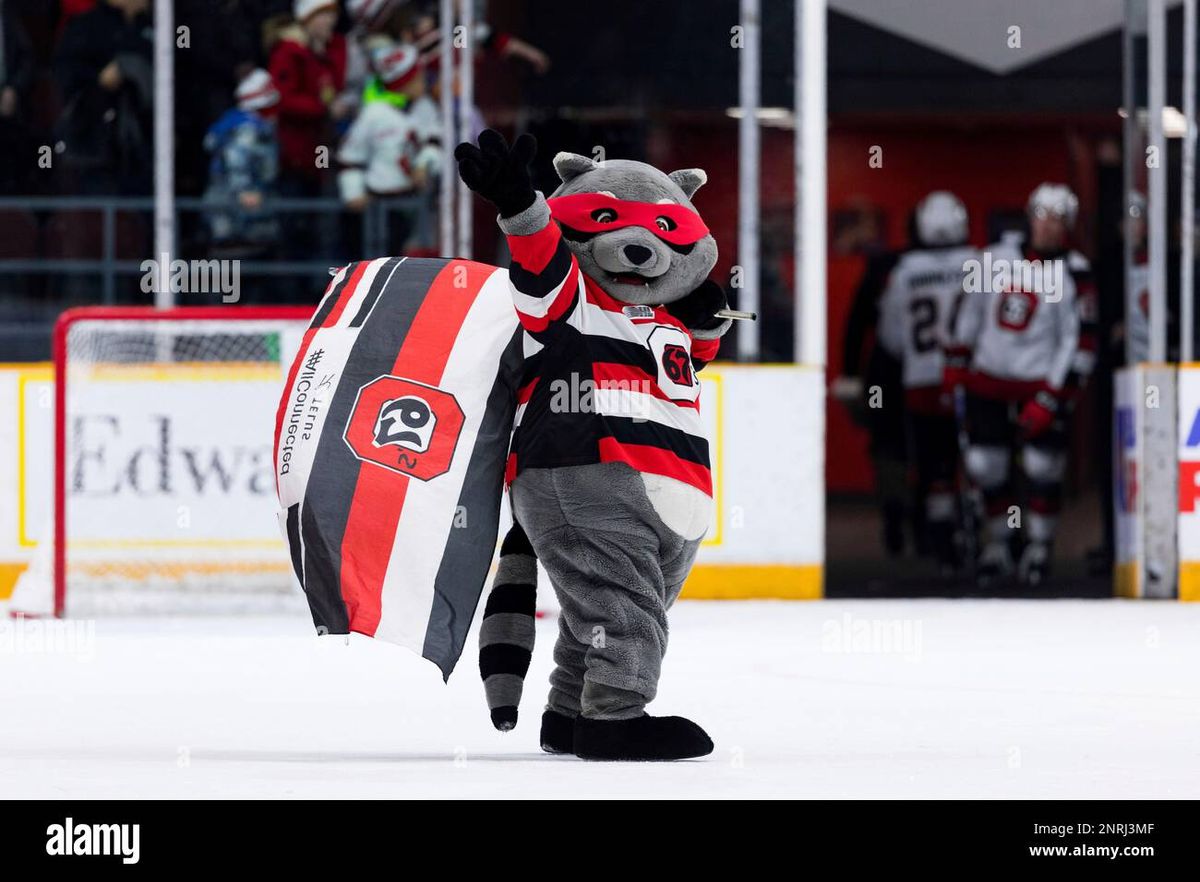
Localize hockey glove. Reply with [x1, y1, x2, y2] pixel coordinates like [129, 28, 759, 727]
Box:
[664, 279, 728, 332]
[1018, 389, 1059, 439]
[454, 129, 538, 219]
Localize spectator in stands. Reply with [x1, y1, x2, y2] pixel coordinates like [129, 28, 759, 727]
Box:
[55, 0, 99, 38]
[174, 0, 261, 197]
[0, 0, 35, 193]
[0, 0, 32, 117]
[203, 68, 281, 258]
[337, 40, 439, 253]
[268, 0, 346, 258]
[53, 0, 153, 194]
[413, 13, 551, 77]
[413, 12, 550, 144]
[269, 0, 345, 189]
[257, 0, 309, 67]
[339, 0, 413, 122]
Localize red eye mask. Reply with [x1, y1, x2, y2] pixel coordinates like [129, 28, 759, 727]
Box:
[547, 193, 710, 246]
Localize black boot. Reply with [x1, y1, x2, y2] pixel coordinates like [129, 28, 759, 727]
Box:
[540, 709, 575, 754]
[574, 714, 713, 761]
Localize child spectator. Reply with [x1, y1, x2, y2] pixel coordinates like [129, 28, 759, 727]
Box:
[337, 40, 440, 251]
[202, 68, 281, 257]
[338, 0, 408, 122]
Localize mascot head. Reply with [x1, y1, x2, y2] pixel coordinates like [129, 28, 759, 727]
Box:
[546, 154, 718, 306]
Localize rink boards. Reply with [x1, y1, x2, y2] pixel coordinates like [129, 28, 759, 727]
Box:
[1114, 363, 1200, 600]
[0, 361, 826, 604]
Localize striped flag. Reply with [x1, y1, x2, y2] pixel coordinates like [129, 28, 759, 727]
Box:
[274, 257, 523, 679]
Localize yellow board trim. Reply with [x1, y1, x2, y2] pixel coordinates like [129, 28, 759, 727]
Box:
[0, 562, 28, 600]
[82, 362, 282, 383]
[681, 563, 823, 599]
[701, 370, 724, 548]
[69, 560, 290, 579]
[15, 365, 53, 548]
[70, 538, 283, 549]
[1178, 562, 1200, 601]
[1114, 560, 1139, 598]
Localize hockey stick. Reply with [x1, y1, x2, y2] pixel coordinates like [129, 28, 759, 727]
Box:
[716, 308, 758, 321]
[953, 384, 981, 580]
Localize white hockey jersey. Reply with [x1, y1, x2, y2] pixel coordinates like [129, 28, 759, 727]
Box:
[877, 245, 979, 390]
[952, 235, 1097, 394]
[337, 97, 441, 201]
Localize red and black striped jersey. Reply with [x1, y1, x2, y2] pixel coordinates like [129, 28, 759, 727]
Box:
[504, 221, 720, 496]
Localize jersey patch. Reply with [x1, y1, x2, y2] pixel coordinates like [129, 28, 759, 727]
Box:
[648, 325, 700, 401]
[997, 289, 1039, 331]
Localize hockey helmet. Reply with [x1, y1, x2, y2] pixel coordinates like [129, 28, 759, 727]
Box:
[914, 191, 968, 246]
[1027, 183, 1078, 225]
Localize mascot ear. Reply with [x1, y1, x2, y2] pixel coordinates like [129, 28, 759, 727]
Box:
[669, 168, 708, 198]
[553, 152, 598, 183]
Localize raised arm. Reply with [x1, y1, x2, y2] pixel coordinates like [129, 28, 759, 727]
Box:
[455, 129, 581, 334]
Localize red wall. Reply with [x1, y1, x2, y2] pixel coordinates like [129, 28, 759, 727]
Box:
[823, 119, 1105, 491]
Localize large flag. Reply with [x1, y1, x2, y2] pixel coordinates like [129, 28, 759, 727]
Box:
[274, 257, 523, 679]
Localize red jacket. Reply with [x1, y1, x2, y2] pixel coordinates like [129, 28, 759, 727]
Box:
[268, 29, 346, 179]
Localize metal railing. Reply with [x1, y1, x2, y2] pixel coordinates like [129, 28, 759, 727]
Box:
[0, 194, 433, 304]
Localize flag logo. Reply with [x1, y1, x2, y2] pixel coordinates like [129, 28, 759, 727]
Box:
[344, 375, 464, 480]
[375, 395, 436, 452]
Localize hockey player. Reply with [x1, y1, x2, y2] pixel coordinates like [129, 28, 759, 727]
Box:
[877, 191, 977, 571]
[945, 183, 1098, 586]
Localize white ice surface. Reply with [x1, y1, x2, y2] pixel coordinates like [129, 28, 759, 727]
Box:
[1, 599, 1198, 798]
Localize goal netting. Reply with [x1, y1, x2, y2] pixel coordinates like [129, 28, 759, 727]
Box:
[9, 307, 314, 617]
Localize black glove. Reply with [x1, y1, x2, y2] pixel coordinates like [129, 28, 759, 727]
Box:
[664, 279, 728, 331]
[453, 129, 538, 218]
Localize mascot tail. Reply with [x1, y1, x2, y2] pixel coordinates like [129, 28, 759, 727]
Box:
[478, 522, 538, 730]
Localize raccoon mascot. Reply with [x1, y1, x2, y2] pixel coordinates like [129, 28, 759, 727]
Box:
[456, 130, 731, 761]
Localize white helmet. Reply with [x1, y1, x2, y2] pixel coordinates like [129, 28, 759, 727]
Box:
[915, 191, 968, 246]
[1027, 183, 1078, 225]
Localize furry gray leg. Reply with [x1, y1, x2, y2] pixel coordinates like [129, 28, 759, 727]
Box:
[547, 612, 586, 718]
[478, 523, 537, 731]
[512, 463, 702, 722]
[579, 529, 699, 718]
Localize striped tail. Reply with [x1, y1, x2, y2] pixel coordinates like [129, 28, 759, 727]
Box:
[478, 522, 538, 731]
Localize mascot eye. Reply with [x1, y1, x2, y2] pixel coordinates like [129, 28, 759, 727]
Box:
[591, 208, 618, 223]
[655, 216, 677, 232]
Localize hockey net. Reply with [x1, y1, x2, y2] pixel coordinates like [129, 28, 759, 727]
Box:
[10, 307, 314, 617]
